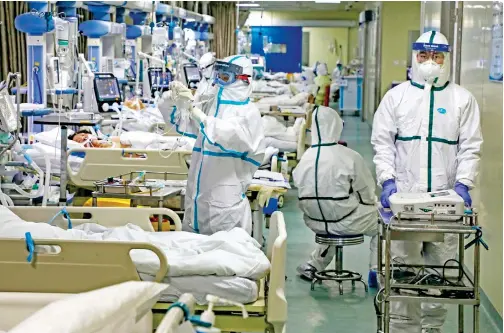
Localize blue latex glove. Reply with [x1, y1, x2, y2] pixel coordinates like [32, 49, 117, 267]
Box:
[380, 179, 397, 209]
[454, 182, 472, 207]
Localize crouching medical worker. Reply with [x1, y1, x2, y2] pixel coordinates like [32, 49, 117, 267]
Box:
[294, 106, 378, 283]
[159, 55, 265, 235]
[371, 31, 483, 333]
[312, 62, 331, 105]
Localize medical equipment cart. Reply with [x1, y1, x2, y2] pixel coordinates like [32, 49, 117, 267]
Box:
[376, 209, 484, 333]
[338, 75, 363, 117]
[34, 115, 102, 206]
[92, 171, 185, 231]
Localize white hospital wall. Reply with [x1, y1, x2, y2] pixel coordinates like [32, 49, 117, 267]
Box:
[459, 2, 503, 318]
[302, 27, 350, 72]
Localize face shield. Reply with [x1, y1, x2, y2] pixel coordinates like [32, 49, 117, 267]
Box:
[411, 36, 451, 85]
[211, 60, 251, 87]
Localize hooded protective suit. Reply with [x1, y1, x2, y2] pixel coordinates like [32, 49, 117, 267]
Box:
[371, 31, 483, 333]
[161, 55, 265, 235]
[193, 52, 218, 115]
[313, 63, 331, 105]
[293, 106, 378, 272]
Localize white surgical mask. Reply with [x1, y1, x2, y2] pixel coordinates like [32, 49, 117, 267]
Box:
[418, 60, 441, 83]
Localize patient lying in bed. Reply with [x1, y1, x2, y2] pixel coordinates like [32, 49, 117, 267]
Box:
[69, 130, 195, 151]
[0, 207, 267, 304]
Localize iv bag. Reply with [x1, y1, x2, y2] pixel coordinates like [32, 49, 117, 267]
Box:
[0, 87, 18, 132]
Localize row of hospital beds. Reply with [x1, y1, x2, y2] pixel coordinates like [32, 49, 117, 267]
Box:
[0, 206, 288, 332]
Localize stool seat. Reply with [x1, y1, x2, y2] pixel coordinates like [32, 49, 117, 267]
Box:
[310, 233, 368, 295]
[315, 234, 364, 246]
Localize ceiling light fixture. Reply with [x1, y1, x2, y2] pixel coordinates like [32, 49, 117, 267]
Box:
[314, 0, 341, 3]
[237, 3, 261, 7]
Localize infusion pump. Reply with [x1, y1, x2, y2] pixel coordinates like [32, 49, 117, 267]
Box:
[389, 190, 465, 220]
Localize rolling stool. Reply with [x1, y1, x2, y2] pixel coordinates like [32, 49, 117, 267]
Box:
[311, 234, 369, 295]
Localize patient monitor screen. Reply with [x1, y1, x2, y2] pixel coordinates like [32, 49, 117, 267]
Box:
[184, 66, 201, 82]
[95, 78, 120, 101]
[251, 58, 259, 65]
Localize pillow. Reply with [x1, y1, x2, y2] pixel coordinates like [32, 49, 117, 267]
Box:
[34, 127, 75, 148]
[9, 281, 168, 333]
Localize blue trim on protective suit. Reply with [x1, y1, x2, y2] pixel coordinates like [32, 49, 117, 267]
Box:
[193, 146, 261, 166]
[169, 106, 198, 139]
[192, 55, 252, 233]
[221, 98, 250, 105]
[199, 126, 261, 167]
[229, 55, 245, 63]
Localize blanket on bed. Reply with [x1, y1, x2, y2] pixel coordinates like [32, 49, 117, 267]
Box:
[0, 207, 270, 280]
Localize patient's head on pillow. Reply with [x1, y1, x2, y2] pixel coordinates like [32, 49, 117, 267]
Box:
[68, 129, 92, 143]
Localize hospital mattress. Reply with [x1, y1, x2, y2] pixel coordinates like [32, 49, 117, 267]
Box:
[139, 274, 258, 305]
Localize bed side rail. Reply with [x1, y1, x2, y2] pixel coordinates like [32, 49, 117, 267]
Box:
[8, 206, 182, 231]
[265, 211, 287, 331]
[0, 238, 168, 293]
[67, 148, 190, 187]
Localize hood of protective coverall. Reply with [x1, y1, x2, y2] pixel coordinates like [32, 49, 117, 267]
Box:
[316, 63, 329, 76]
[411, 30, 451, 88]
[215, 55, 253, 103]
[311, 105, 343, 145]
[199, 52, 216, 79]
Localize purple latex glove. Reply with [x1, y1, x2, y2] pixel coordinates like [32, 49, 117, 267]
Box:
[380, 179, 397, 209]
[454, 182, 472, 207]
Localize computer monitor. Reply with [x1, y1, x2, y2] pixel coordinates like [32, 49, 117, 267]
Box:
[93, 73, 122, 112]
[183, 65, 201, 89]
[148, 68, 172, 97]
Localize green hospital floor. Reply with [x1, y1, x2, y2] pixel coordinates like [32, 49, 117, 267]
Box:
[276, 115, 501, 333]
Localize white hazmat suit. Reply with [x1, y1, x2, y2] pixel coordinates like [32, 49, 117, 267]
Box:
[293, 105, 378, 274]
[194, 52, 217, 113]
[160, 55, 265, 235]
[371, 31, 483, 333]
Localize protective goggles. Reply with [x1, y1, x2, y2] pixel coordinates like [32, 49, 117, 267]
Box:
[212, 61, 250, 86]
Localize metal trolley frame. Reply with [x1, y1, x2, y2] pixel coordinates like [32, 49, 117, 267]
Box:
[92, 171, 186, 231]
[376, 209, 482, 333]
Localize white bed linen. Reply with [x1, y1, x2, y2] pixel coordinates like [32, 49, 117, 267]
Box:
[0, 207, 270, 280]
[139, 274, 258, 305]
[262, 137, 297, 152]
[255, 93, 308, 106]
[121, 107, 164, 132]
[15, 142, 83, 174]
[252, 81, 289, 95]
[262, 116, 304, 142]
[119, 131, 195, 151]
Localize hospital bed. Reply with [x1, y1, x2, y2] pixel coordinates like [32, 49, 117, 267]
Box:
[67, 148, 191, 188]
[0, 283, 185, 333]
[0, 206, 288, 333]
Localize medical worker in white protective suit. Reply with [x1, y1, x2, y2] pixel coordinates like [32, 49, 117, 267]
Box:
[294, 105, 378, 284]
[159, 55, 265, 235]
[193, 52, 217, 111]
[371, 31, 483, 333]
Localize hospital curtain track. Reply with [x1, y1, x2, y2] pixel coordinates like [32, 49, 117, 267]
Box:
[209, 1, 237, 59]
[0, 1, 28, 82]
